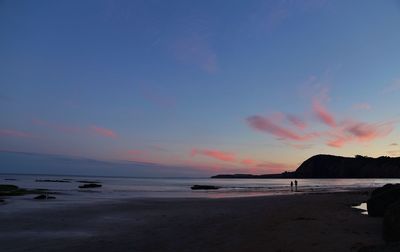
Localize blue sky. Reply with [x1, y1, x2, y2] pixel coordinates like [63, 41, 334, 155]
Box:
[1, 0, 400, 176]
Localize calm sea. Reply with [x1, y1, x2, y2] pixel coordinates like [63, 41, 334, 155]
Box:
[1, 174, 400, 201]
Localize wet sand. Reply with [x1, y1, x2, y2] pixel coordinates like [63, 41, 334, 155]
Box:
[0, 191, 384, 252]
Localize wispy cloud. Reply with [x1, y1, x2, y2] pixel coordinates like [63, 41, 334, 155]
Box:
[246, 115, 316, 141]
[89, 125, 117, 139]
[327, 121, 394, 148]
[312, 98, 336, 127]
[287, 114, 307, 129]
[246, 89, 395, 148]
[140, 85, 177, 109]
[248, 0, 328, 33]
[191, 149, 235, 162]
[241, 159, 255, 165]
[0, 129, 34, 138]
[352, 103, 371, 111]
[382, 79, 400, 94]
[171, 33, 217, 73]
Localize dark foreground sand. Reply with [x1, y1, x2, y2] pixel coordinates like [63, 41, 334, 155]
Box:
[0, 191, 385, 252]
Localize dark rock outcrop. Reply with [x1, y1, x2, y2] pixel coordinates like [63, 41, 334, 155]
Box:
[34, 194, 56, 200]
[191, 185, 220, 190]
[383, 201, 400, 242]
[36, 179, 71, 183]
[367, 184, 400, 217]
[77, 180, 101, 184]
[212, 155, 400, 179]
[0, 184, 51, 197]
[79, 183, 102, 189]
[0, 184, 27, 196]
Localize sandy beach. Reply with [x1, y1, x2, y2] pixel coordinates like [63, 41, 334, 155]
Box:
[0, 191, 385, 252]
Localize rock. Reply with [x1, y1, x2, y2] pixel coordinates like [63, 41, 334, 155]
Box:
[191, 185, 220, 190]
[0, 184, 51, 197]
[0, 184, 19, 191]
[0, 184, 23, 196]
[358, 243, 400, 252]
[36, 179, 71, 183]
[77, 180, 101, 184]
[34, 194, 56, 200]
[371, 184, 400, 197]
[79, 183, 102, 189]
[367, 184, 400, 217]
[383, 201, 400, 242]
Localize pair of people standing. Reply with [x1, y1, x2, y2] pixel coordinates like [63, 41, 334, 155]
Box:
[290, 180, 298, 192]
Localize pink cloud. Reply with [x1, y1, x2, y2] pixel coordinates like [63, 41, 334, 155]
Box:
[0, 129, 33, 138]
[327, 137, 347, 148]
[191, 149, 236, 162]
[246, 90, 395, 148]
[327, 121, 394, 148]
[241, 159, 255, 165]
[246, 115, 315, 141]
[345, 121, 393, 142]
[89, 125, 117, 139]
[312, 99, 336, 127]
[287, 114, 307, 129]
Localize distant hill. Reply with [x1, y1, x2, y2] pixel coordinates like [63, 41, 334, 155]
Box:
[212, 154, 400, 179]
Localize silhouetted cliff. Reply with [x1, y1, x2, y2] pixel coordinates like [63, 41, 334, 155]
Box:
[212, 154, 400, 179]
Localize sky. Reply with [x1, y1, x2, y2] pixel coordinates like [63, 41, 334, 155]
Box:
[1, 0, 400, 176]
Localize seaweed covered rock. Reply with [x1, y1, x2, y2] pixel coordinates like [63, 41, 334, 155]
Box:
[0, 184, 23, 196]
[79, 183, 102, 189]
[0, 184, 50, 197]
[191, 185, 220, 190]
[367, 184, 400, 217]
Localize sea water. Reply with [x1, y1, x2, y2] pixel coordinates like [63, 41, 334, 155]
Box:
[1, 174, 400, 198]
[1, 174, 399, 211]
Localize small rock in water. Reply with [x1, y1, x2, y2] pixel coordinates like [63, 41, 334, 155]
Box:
[191, 185, 220, 190]
[36, 179, 71, 183]
[77, 180, 101, 184]
[34, 194, 56, 200]
[79, 183, 102, 189]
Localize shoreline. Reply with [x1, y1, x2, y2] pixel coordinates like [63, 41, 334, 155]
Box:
[0, 190, 385, 252]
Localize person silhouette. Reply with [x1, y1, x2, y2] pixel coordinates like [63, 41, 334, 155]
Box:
[294, 180, 298, 192]
[290, 181, 293, 192]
